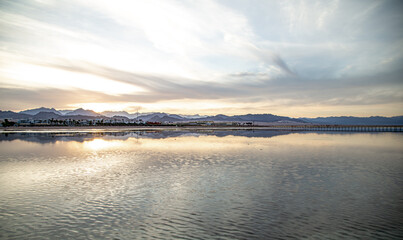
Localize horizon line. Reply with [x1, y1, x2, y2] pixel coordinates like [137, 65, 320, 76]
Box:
[2, 107, 403, 119]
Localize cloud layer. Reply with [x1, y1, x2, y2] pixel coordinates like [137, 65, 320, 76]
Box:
[0, 0, 402, 116]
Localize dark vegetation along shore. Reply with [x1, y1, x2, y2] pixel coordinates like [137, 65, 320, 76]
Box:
[1, 107, 403, 128]
[1, 125, 402, 133]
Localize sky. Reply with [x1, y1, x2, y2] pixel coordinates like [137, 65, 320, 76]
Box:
[0, 0, 402, 117]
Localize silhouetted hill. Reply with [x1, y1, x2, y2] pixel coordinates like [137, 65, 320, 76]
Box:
[59, 115, 103, 120]
[196, 113, 304, 123]
[0, 110, 105, 121]
[138, 113, 184, 122]
[1, 108, 403, 125]
[147, 115, 184, 122]
[65, 108, 101, 117]
[33, 112, 63, 120]
[20, 107, 61, 115]
[0, 111, 31, 120]
[101, 111, 138, 118]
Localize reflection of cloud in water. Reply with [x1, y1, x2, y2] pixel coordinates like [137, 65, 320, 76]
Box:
[0, 130, 402, 239]
[0, 130, 397, 145]
[0, 130, 297, 144]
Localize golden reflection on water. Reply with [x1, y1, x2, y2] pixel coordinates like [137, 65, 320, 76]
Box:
[0, 132, 400, 189]
[0, 131, 402, 239]
[0, 132, 402, 185]
[0, 132, 402, 155]
[76, 132, 402, 152]
[83, 138, 125, 151]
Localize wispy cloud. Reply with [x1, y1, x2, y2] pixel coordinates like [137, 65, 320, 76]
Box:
[0, 0, 402, 116]
[2, 60, 401, 111]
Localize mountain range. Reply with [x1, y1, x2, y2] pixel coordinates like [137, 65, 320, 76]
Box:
[0, 107, 402, 125]
[20, 107, 61, 115]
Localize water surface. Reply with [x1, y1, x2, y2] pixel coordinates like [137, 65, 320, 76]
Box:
[0, 130, 402, 239]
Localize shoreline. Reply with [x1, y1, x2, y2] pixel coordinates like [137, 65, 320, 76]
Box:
[1, 125, 402, 133]
[0, 125, 281, 132]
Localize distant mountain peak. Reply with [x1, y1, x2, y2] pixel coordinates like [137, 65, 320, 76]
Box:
[65, 108, 101, 117]
[3, 108, 403, 125]
[20, 107, 61, 116]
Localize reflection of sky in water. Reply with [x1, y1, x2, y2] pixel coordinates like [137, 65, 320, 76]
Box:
[0, 131, 402, 239]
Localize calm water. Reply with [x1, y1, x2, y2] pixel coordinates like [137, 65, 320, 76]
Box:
[0, 130, 402, 239]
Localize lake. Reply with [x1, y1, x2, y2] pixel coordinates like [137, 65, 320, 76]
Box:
[0, 130, 402, 239]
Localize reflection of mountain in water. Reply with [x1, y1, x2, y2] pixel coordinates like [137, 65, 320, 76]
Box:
[0, 130, 295, 144]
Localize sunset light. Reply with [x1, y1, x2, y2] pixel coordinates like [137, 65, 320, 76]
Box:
[1, 1, 402, 239]
[1, 0, 402, 116]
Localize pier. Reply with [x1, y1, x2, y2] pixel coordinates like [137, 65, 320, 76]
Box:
[261, 125, 403, 132]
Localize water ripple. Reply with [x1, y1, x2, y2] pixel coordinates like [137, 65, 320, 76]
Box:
[0, 132, 402, 239]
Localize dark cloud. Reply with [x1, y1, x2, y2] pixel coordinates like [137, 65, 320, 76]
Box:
[271, 54, 294, 75]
